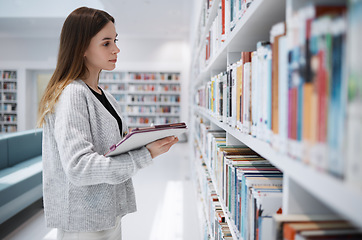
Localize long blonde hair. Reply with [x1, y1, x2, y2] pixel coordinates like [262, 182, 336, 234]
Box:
[37, 7, 114, 127]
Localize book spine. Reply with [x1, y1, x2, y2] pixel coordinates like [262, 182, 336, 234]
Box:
[225, 0, 231, 40]
[221, 0, 226, 41]
[223, 73, 228, 123]
[236, 60, 243, 130]
[328, 16, 346, 178]
[266, 46, 272, 143]
[346, 0, 362, 189]
[251, 51, 258, 137]
[244, 62, 252, 135]
[231, 63, 238, 128]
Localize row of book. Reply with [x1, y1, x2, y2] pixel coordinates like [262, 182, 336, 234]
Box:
[1, 125, 17, 132]
[99, 72, 180, 81]
[1, 70, 17, 80]
[158, 106, 180, 114]
[195, 4, 361, 182]
[127, 116, 180, 126]
[125, 106, 180, 114]
[194, 143, 234, 240]
[129, 72, 180, 81]
[128, 84, 157, 92]
[204, 0, 254, 64]
[2, 93, 16, 101]
[99, 83, 126, 92]
[159, 84, 181, 92]
[99, 71, 125, 81]
[0, 103, 16, 112]
[1, 114, 17, 123]
[112, 94, 126, 103]
[126, 96, 180, 104]
[126, 106, 157, 114]
[196, 120, 284, 240]
[273, 214, 362, 240]
[1, 82, 17, 90]
[128, 95, 157, 103]
[194, 142, 237, 240]
[100, 83, 181, 93]
[158, 117, 180, 124]
[194, 118, 362, 240]
[159, 95, 180, 103]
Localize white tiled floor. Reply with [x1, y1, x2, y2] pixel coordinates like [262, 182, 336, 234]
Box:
[3, 142, 201, 240]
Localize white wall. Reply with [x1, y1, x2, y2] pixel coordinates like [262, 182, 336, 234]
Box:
[0, 31, 190, 131]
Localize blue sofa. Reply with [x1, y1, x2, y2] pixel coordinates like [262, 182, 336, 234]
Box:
[0, 129, 43, 224]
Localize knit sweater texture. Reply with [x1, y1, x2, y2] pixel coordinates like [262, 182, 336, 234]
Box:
[42, 80, 153, 232]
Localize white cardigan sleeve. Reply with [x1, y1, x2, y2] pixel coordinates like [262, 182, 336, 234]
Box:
[52, 84, 153, 186]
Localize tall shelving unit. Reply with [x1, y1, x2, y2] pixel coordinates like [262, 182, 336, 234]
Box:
[190, 0, 362, 239]
[0, 69, 18, 133]
[99, 71, 181, 129]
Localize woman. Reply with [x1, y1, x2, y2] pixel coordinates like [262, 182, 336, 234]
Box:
[37, 6, 178, 240]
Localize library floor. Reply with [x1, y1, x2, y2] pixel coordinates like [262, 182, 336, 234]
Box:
[3, 142, 202, 240]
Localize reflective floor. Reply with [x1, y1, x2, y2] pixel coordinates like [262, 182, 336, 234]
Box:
[3, 142, 201, 240]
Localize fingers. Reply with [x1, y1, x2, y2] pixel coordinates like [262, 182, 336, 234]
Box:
[158, 136, 178, 147]
[145, 136, 179, 159]
[162, 136, 178, 147]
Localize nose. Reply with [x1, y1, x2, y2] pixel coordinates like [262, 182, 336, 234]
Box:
[113, 45, 120, 55]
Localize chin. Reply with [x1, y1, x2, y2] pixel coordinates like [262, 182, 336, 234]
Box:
[103, 65, 116, 71]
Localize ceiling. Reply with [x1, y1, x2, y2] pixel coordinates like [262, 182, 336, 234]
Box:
[0, 0, 195, 40]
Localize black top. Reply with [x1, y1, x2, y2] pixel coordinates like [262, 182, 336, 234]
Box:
[87, 85, 123, 134]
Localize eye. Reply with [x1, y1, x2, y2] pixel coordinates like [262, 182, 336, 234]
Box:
[103, 42, 110, 47]
[114, 38, 119, 43]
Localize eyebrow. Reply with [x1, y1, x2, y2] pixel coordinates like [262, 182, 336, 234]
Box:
[102, 34, 118, 41]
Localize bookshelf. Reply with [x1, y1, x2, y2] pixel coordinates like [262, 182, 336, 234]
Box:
[0, 69, 18, 133]
[99, 71, 181, 129]
[190, 0, 361, 239]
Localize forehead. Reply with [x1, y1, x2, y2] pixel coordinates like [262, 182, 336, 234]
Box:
[93, 21, 117, 40]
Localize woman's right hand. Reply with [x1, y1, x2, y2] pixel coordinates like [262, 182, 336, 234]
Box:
[145, 136, 179, 159]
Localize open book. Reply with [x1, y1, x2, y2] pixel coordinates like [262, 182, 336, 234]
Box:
[105, 122, 187, 157]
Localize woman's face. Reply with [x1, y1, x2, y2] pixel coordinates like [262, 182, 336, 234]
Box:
[84, 21, 120, 72]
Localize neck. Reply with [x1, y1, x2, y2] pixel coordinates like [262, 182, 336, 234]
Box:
[83, 68, 101, 94]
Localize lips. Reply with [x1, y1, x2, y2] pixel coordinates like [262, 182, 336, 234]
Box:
[109, 59, 117, 63]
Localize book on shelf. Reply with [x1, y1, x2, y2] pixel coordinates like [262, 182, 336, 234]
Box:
[270, 21, 286, 149]
[251, 50, 258, 137]
[0, 69, 18, 133]
[195, 3, 352, 180]
[271, 214, 362, 240]
[287, 4, 347, 168]
[346, 0, 362, 190]
[252, 186, 283, 240]
[283, 221, 355, 240]
[277, 35, 288, 155]
[201, 0, 255, 65]
[195, 122, 284, 240]
[294, 229, 362, 240]
[104, 122, 187, 156]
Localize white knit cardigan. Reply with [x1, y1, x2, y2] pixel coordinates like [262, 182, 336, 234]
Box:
[42, 80, 153, 232]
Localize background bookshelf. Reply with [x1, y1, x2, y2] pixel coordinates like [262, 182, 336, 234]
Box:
[99, 71, 181, 129]
[190, 0, 362, 239]
[0, 69, 18, 133]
